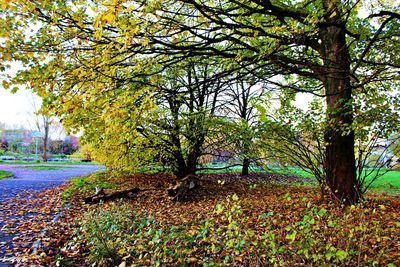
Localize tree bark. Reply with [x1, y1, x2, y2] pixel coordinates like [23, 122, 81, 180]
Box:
[319, 9, 359, 204]
[42, 124, 49, 162]
[242, 157, 249, 176]
[84, 188, 141, 204]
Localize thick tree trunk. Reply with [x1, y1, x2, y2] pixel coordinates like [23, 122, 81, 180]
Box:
[320, 16, 359, 204]
[174, 132, 203, 179]
[175, 164, 197, 179]
[174, 149, 198, 178]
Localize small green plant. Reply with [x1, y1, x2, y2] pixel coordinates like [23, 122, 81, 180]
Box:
[72, 193, 390, 266]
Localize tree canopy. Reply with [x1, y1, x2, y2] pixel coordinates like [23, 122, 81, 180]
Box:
[1, 0, 399, 203]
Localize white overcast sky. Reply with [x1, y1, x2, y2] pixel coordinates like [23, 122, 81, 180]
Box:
[0, 58, 42, 129]
[0, 86, 39, 129]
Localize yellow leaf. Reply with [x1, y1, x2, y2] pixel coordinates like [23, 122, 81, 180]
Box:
[187, 257, 197, 263]
[103, 12, 116, 24]
[234, 256, 243, 261]
[94, 29, 103, 39]
[118, 248, 126, 255]
[141, 38, 149, 47]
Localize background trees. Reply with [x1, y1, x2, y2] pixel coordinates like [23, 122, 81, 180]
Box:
[1, 0, 399, 203]
[220, 78, 266, 175]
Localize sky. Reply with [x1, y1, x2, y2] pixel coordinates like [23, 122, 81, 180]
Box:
[0, 85, 68, 139]
[0, 58, 43, 130]
[0, 86, 39, 129]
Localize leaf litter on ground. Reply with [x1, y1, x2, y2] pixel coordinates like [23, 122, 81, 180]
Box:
[0, 172, 399, 266]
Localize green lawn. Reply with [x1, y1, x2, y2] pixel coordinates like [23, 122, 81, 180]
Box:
[25, 165, 72, 171]
[199, 164, 399, 194]
[269, 167, 400, 194]
[0, 160, 96, 165]
[362, 170, 400, 189]
[0, 170, 13, 180]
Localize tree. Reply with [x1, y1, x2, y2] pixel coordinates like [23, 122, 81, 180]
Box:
[1, 0, 399, 203]
[32, 113, 52, 161]
[259, 92, 328, 196]
[221, 78, 266, 175]
[0, 137, 8, 151]
[61, 136, 79, 155]
[150, 60, 226, 177]
[79, 143, 94, 162]
[0, 122, 7, 151]
[74, 58, 226, 178]
[27, 93, 56, 161]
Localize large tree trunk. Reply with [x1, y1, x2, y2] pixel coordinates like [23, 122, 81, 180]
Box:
[320, 10, 359, 204]
[175, 152, 198, 179]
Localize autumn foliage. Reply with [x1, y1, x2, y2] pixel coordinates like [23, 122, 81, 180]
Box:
[3, 172, 398, 266]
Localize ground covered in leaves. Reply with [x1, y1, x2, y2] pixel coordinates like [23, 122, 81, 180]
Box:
[2, 172, 399, 266]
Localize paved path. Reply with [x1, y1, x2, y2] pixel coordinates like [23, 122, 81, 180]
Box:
[0, 164, 104, 202]
[0, 164, 105, 266]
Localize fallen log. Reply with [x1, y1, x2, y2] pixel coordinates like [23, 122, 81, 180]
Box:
[167, 174, 199, 201]
[84, 187, 141, 204]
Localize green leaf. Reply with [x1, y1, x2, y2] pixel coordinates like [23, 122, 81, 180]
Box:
[259, 211, 274, 219]
[215, 204, 224, 214]
[336, 250, 348, 261]
[317, 208, 327, 216]
[232, 194, 239, 201]
[285, 231, 297, 243]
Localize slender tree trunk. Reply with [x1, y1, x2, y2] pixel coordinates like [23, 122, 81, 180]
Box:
[242, 157, 249, 176]
[320, 15, 358, 204]
[42, 123, 49, 162]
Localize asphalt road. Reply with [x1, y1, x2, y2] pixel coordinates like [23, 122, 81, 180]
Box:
[0, 163, 105, 266]
[0, 164, 104, 202]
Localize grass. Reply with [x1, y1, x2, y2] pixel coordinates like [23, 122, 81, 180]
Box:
[0, 170, 13, 180]
[25, 165, 72, 171]
[363, 170, 400, 191]
[198, 164, 400, 194]
[269, 167, 400, 194]
[0, 160, 97, 165]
